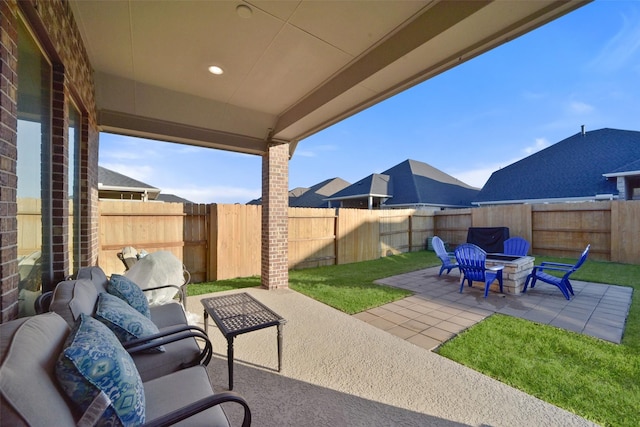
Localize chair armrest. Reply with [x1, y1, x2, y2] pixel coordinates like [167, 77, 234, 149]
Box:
[124, 325, 213, 366]
[532, 264, 572, 274]
[143, 391, 251, 427]
[142, 284, 185, 303]
[540, 261, 573, 268]
[486, 265, 504, 271]
[34, 291, 54, 314]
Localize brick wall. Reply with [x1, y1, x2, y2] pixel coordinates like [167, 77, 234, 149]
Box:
[261, 142, 289, 289]
[0, 0, 99, 322]
[0, 0, 19, 322]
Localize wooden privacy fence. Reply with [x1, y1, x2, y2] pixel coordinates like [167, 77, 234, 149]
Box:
[91, 200, 640, 281]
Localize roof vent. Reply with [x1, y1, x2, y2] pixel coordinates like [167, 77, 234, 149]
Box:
[581, 125, 586, 136]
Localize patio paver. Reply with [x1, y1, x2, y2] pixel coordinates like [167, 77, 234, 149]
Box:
[354, 266, 632, 350]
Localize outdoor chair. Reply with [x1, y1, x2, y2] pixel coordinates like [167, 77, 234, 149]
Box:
[432, 236, 459, 276]
[455, 243, 504, 298]
[523, 244, 590, 300]
[503, 237, 530, 256]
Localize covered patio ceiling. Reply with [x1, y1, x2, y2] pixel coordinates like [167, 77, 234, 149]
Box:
[69, 0, 589, 157]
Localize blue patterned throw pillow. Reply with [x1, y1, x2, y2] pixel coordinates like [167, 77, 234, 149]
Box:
[95, 292, 165, 353]
[56, 314, 145, 426]
[108, 274, 151, 318]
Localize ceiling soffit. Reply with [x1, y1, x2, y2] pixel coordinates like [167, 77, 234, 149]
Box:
[69, 0, 589, 156]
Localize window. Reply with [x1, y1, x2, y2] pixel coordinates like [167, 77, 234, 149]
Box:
[16, 18, 52, 316]
[69, 102, 82, 273]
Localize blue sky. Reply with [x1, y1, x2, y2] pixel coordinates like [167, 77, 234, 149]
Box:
[99, 1, 640, 204]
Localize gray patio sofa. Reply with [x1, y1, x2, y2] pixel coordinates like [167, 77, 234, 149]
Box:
[47, 266, 208, 382]
[0, 312, 251, 426]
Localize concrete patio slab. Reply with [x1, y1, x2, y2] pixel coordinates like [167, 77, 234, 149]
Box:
[368, 266, 632, 347]
[188, 288, 598, 427]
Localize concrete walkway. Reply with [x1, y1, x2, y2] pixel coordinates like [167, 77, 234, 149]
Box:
[355, 266, 632, 350]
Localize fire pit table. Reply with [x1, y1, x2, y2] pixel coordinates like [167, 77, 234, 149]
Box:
[484, 254, 535, 295]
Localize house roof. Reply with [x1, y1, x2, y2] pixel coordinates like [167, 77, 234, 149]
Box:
[156, 194, 194, 204]
[291, 178, 351, 208]
[248, 177, 351, 207]
[98, 166, 160, 196]
[67, 1, 588, 157]
[99, 166, 194, 202]
[327, 174, 393, 201]
[327, 159, 479, 208]
[475, 128, 640, 205]
[603, 158, 640, 177]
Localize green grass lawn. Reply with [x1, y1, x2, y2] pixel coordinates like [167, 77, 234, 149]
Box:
[188, 251, 639, 426]
[188, 250, 438, 313]
[436, 256, 640, 427]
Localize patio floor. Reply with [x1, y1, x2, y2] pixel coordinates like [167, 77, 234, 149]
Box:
[356, 266, 633, 349]
[188, 287, 599, 426]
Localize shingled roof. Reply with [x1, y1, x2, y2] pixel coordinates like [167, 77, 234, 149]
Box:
[474, 128, 640, 205]
[98, 166, 160, 199]
[290, 178, 351, 208]
[327, 159, 479, 209]
[247, 177, 351, 207]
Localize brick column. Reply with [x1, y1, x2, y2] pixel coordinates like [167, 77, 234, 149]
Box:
[261, 142, 289, 290]
[0, 0, 19, 321]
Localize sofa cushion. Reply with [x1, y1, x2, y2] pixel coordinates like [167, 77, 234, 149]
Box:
[108, 274, 151, 318]
[132, 325, 203, 382]
[0, 313, 76, 427]
[56, 314, 145, 426]
[150, 301, 188, 329]
[76, 265, 109, 293]
[95, 292, 165, 352]
[49, 279, 98, 327]
[144, 365, 230, 426]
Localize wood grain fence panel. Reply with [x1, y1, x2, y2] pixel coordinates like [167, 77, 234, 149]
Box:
[288, 208, 336, 269]
[379, 210, 412, 255]
[411, 213, 435, 251]
[611, 200, 640, 264]
[99, 201, 184, 277]
[17, 198, 42, 258]
[337, 209, 380, 264]
[210, 204, 261, 281]
[434, 209, 471, 247]
[531, 202, 610, 260]
[183, 203, 208, 283]
[472, 204, 532, 242]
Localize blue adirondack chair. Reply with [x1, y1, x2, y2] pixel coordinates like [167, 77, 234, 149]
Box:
[454, 243, 504, 298]
[432, 236, 459, 276]
[503, 237, 530, 256]
[523, 244, 590, 300]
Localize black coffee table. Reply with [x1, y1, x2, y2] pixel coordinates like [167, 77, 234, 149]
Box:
[201, 292, 285, 390]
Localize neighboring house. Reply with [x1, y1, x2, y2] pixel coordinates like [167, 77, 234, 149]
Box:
[474, 128, 640, 206]
[248, 177, 351, 208]
[98, 166, 192, 203]
[326, 159, 480, 210]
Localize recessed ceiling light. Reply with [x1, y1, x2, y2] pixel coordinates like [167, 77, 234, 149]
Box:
[208, 65, 224, 75]
[236, 4, 252, 18]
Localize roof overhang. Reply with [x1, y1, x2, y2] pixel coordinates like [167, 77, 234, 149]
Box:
[325, 193, 392, 202]
[69, 0, 590, 157]
[473, 194, 618, 206]
[603, 171, 640, 178]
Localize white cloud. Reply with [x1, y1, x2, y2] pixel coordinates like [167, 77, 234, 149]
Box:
[100, 163, 156, 184]
[295, 150, 316, 157]
[451, 167, 495, 189]
[523, 138, 550, 155]
[589, 8, 640, 72]
[568, 101, 595, 115]
[451, 136, 551, 188]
